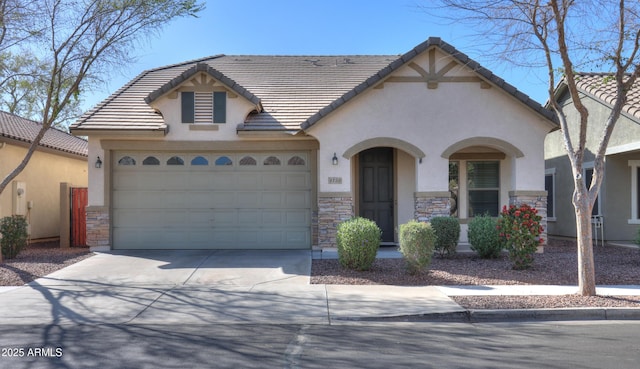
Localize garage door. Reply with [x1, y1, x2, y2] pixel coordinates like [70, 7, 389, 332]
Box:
[112, 152, 312, 249]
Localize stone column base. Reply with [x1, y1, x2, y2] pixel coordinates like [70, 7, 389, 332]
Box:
[414, 191, 451, 222]
[317, 194, 354, 248]
[86, 206, 110, 249]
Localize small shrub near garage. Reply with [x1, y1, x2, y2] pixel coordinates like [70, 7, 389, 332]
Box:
[468, 213, 502, 259]
[0, 215, 29, 259]
[430, 216, 460, 258]
[336, 217, 381, 271]
[398, 220, 436, 275]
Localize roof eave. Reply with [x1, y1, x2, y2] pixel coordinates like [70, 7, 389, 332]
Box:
[236, 123, 300, 136]
[0, 136, 88, 159]
[69, 127, 168, 137]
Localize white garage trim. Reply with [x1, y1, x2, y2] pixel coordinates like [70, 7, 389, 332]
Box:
[112, 151, 312, 249]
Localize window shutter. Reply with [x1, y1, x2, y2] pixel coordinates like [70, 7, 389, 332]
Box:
[181, 92, 194, 123]
[213, 91, 226, 123]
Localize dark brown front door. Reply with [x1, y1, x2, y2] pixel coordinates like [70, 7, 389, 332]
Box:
[359, 147, 394, 243]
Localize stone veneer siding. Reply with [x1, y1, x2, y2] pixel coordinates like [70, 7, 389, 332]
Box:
[86, 206, 109, 248]
[317, 195, 354, 248]
[508, 191, 548, 246]
[414, 192, 451, 222]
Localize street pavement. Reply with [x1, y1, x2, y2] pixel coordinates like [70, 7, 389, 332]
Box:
[0, 248, 639, 325]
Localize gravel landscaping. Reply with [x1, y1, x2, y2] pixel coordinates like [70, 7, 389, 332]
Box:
[0, 241, 93, 286]
[311, 239, 640, 309]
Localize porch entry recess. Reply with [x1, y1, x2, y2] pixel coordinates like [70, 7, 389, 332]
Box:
[359, 147, 394, 243]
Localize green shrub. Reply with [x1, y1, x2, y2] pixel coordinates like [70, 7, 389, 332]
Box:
[635, 227, 640, 246]
[468, 213, 502, 259]
[497, 204, 544, 270]
[399, 220, 436, 275]
[430, 216, 460, 258]
[0, 215, 29, 259]
[336, 217, 381, 271]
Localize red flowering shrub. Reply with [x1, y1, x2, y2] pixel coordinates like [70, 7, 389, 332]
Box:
[497, 204, 543, 270]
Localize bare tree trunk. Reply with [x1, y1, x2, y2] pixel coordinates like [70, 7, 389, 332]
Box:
[574, 189, 596, 296]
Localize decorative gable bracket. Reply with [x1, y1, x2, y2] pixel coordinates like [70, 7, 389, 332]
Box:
[384, 49, 491, 90]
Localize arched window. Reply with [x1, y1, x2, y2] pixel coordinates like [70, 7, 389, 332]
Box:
[118, 156, 136, 165]
[191, 156, 209, 165]
[263, 156, 281, 165]
[239, 156, 257, 166]
[287, 156, 305, 166]
[215, 156, 233, 166]
[167, 156, 184, 165]
[142, 156, 160, 165]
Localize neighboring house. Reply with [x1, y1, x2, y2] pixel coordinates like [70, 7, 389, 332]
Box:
[545, 73, 640, 242]
[0, 111, 88, 240]
[70, 37, 557, 251]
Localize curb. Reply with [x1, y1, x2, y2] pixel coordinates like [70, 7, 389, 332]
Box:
[469, 307, 640, 322]
[334, 308, 640, 323]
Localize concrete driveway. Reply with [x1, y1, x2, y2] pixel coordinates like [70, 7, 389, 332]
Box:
[36, 249, 312, 287]
[0, 249, 465, 325]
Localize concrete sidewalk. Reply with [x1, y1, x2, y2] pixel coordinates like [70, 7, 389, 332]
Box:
[0, 249, 639, 325]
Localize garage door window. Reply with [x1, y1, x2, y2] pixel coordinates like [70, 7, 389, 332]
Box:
[264, 156, 281, 166]
[215, 156, 233, 166]
[143, 156, 160, 165]
[118, 156, 136, 166]
[288, 156, 305, 166]
[191, 156, 208, 165]
[167, 156, 185, 165]
[240, 156, 257, 166]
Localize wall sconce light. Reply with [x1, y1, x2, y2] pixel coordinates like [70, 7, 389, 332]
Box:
[332, 153, 338, 165]
[95, 156, 103, 169]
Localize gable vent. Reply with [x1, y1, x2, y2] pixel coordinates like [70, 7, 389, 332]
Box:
[194, 92, 213, 123]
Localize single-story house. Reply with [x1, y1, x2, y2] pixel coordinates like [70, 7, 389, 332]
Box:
[0, 111, 88, 241]
[70, 37, 557, 251]
[545, 73, 640, 242]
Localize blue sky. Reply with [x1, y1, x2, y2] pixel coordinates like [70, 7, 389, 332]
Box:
[83, 0, 551, 111]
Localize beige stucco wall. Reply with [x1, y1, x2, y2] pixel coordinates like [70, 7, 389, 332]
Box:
[0, 142, 88, 239]
[396, 150, 416, 227]
[307, 49, 552, 198]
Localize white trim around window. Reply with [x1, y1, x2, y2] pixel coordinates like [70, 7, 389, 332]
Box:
[545, 168, 556, 221]
[628, 160, 640, 224]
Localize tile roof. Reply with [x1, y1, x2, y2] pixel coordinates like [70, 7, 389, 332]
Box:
[71, 37, 556, 134]
[571, 73, 640, 121]
[0, 111, 87, 157]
